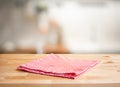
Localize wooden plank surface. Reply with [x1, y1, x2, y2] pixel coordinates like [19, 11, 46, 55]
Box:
[0, 54, 120, 87]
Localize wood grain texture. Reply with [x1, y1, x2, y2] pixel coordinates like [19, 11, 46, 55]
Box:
[0, 54, 120, 87]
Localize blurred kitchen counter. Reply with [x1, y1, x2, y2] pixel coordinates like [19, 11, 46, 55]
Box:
[0, 54, 120, 87]
[2, 44, 69, 54]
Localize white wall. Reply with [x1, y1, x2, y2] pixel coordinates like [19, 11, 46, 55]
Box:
[48, 1, 120, 53]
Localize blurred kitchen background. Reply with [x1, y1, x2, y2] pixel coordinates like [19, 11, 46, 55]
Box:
[0, 0, 120, 54]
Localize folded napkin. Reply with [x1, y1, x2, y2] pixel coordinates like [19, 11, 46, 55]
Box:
[18, 54, 99, 79]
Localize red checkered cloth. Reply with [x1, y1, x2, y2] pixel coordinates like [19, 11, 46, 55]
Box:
[18, 54, 99, 79]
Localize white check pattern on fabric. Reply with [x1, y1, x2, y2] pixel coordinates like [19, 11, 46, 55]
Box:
[18, 54, 99, 79]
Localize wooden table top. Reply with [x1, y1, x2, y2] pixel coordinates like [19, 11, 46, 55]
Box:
[0, 54, 120, 87]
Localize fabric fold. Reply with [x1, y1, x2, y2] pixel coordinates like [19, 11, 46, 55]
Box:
[18, 54, 99, 79]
